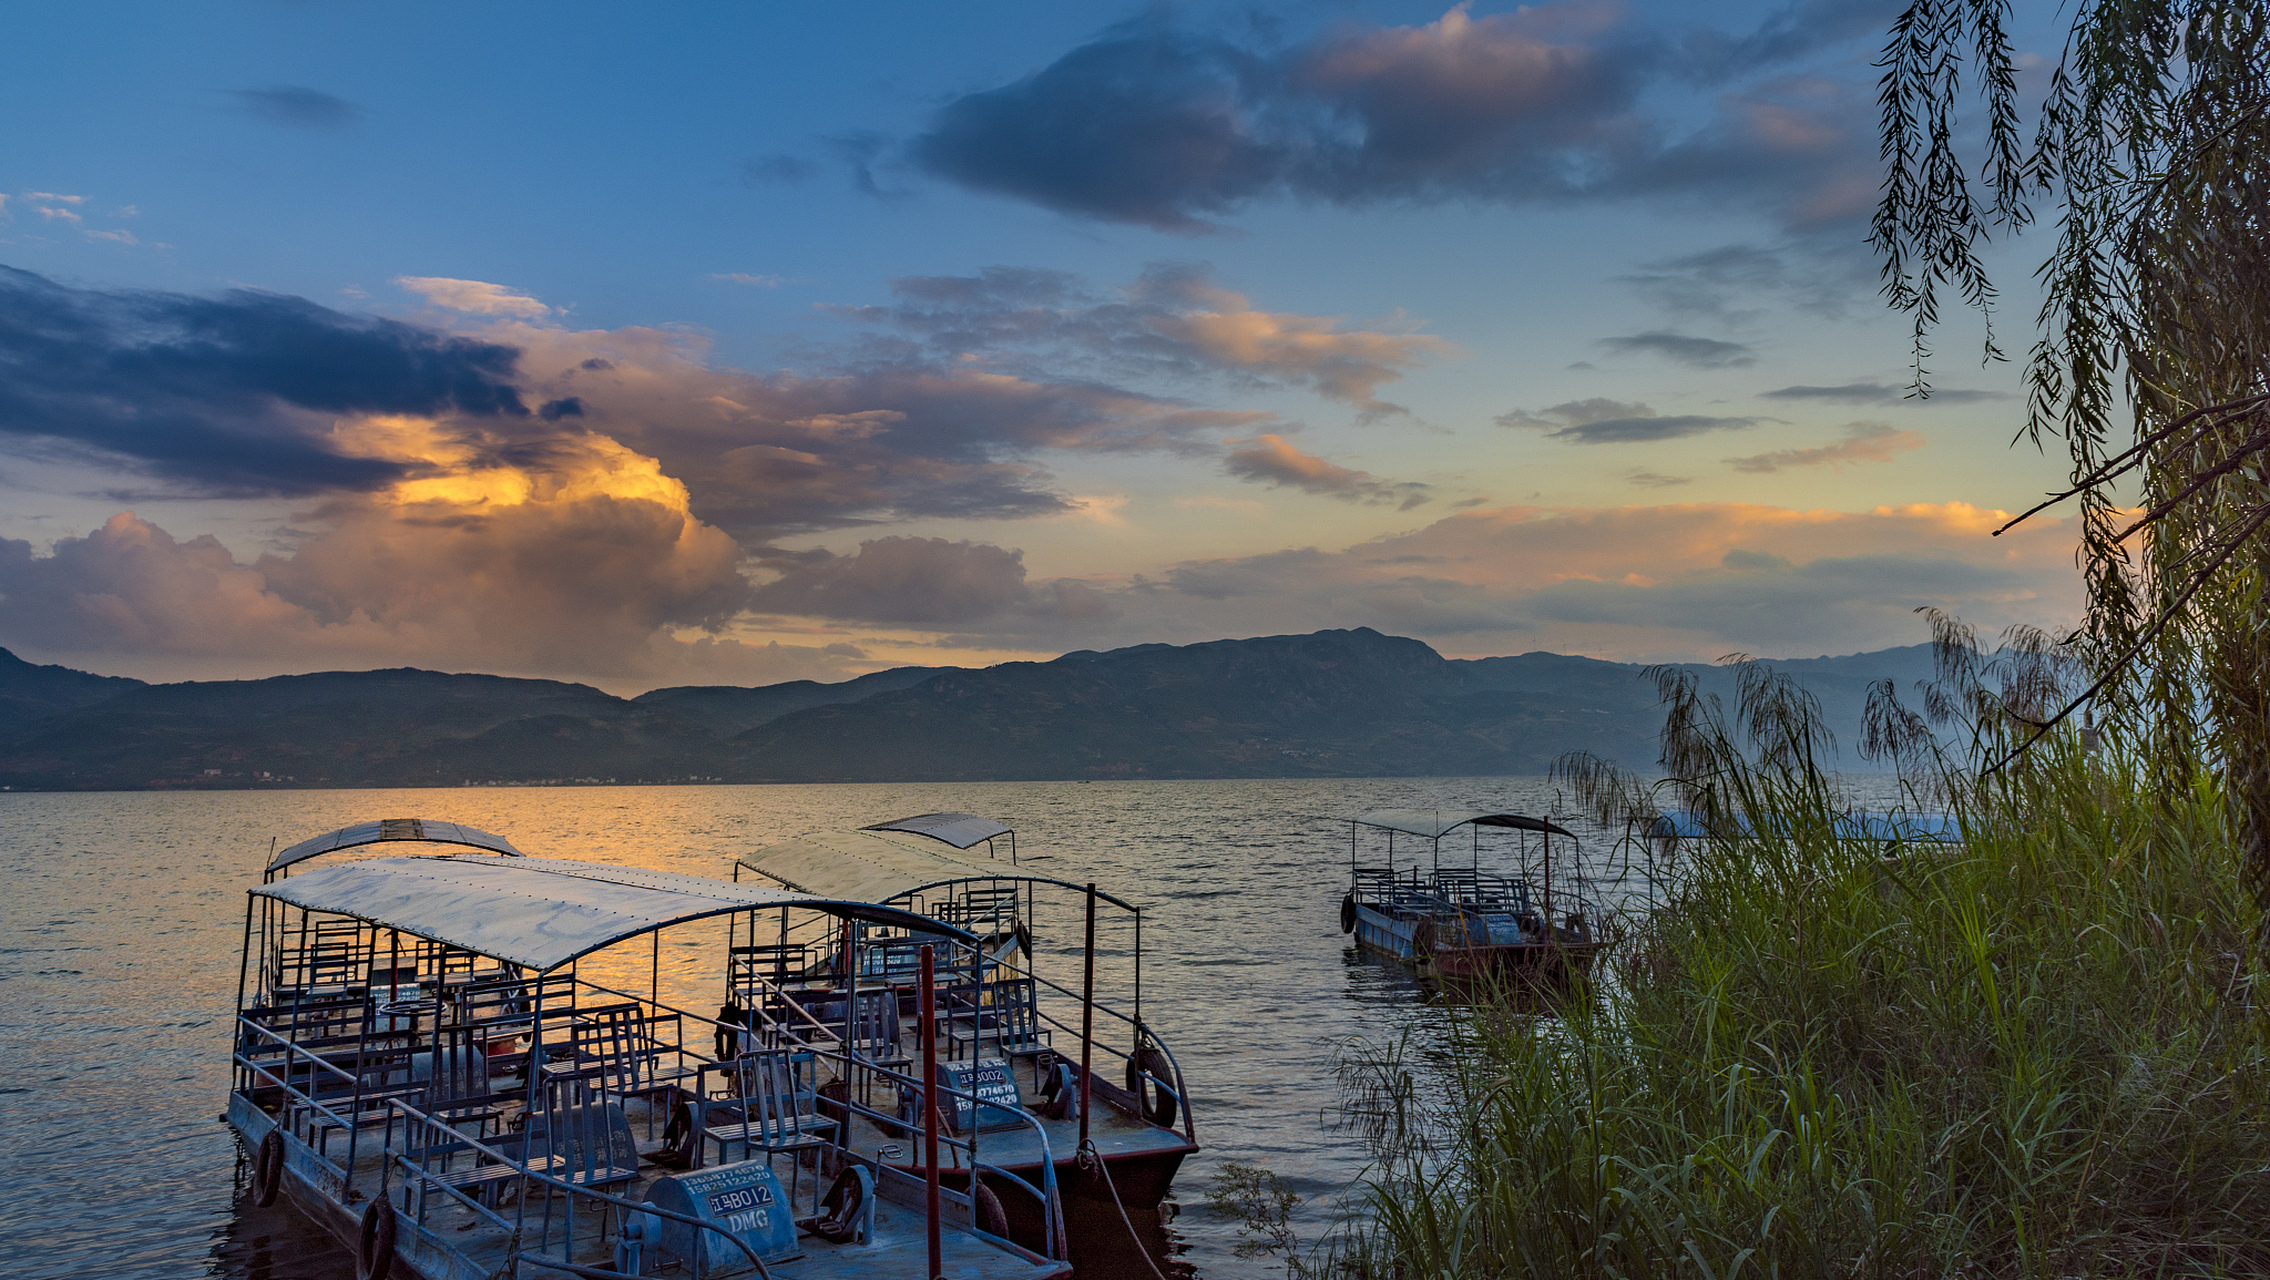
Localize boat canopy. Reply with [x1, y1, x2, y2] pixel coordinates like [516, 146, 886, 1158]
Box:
[1646, 811, 1961, 842]
[252, 853, 969, 972]
[863, 811, 1012, 850]
[1348, 809, 1577, 841]
[267, 818, 523, 873]
[739, 828, 1137, 912]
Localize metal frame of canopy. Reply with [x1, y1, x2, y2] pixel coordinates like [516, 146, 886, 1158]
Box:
[1344, 809, 1582, 911]
[730, 827, 1145, 1025]
[730, 820, 1201, 1180]
[263, 817, 525, 881]
[862, 811, 1019, 862]
[253, 853, 964, 973]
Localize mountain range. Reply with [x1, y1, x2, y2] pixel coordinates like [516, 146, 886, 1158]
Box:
[0, 629, 1934, 790]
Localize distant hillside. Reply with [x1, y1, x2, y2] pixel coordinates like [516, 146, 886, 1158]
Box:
[0, 633, 1939, 790]
[630, 665, 944, 738]
[0, 648, 146, 736]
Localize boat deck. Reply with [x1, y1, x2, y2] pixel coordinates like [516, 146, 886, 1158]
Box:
[238, 1087, 1067, 1280]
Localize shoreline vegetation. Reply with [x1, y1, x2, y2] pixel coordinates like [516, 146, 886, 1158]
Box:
[1217, 636, 2270, 1277]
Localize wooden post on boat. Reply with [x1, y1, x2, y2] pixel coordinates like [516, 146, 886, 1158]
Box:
[920, 943, 942, 1280]
[1079, 882, 1096, 1152]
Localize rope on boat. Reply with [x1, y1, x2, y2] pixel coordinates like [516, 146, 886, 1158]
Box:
[1077, 1140, 1170, 1280]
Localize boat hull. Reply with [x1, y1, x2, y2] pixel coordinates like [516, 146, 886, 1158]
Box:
[228, 1098, 475, 1280]
[1352, 904, 1600, 982]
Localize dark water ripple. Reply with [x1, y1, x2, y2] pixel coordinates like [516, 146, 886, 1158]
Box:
[0, 777, 1690, 1279]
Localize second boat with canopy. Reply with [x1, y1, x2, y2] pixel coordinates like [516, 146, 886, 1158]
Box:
[730, 813, 1197, 1251]
[1337, 808, 1605, 981]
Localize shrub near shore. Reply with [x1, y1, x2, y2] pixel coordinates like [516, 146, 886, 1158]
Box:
[1337, 696, 2270, 1277]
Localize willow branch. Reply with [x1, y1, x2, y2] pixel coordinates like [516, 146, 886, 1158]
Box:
[1984, 498, 2270, 774]
[1992, 390, 2270, 536]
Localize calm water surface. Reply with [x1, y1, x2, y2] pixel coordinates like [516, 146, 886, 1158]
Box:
[0, 778, 1655, 1280]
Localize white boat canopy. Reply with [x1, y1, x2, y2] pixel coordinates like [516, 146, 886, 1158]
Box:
[1348, 809, 1577, 841]
[267, 818, 524, 874]
[739, 828, 1138, 912]
[863, 811, 1012, 850]
[252, 853, 969, 972]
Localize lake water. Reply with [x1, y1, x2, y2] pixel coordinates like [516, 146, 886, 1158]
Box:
[0, 778, 1653, 1280]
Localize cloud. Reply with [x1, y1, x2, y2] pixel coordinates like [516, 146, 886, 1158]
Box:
[1552, 414, 1762, 443]
[1495, 398, 1761, 443]
[0, 432, 793, 687]
[1617, 241, 1867, 321]
[1759, 380, 2010, 404]
[1627, 470, 1692, 487]
[910, 5, 1873, 233]
[396, 277, 553, 318]
[1725, 421, 1925, 472]
[839, 263, 1452, 416]
[1494, 397, 1653, 429]
[1073, 500, 2082, 658]
[1600, 330, 1756, 368]
[13, 192, 148, 247]
[0, 267, 1304, 536]
[227, 86, 360, 130]
[747, 535, 1114, 626]
[1223, 434, 1430, 507]
[707, 273, 783, 287]
[0, 265, 528, 495]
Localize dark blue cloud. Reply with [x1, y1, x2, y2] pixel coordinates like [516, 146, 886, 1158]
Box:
[227, 85, 360, 130]
[0, 265, 529, 494]
[913, 28, 1283, 232]
[909, 6, 1870, 233]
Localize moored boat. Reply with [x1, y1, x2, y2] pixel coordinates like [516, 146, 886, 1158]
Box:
[731, 813, 1197, 1253]
[227, 820, 1073, 1280]
[1338, 809, 1605, 982]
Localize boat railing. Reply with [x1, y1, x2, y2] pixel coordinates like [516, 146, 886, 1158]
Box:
[232, 1015, 367, 1188]
[983, 952, 1193, 1141]
[372, 1093, 780, 1280]
[561, 970, 1068, 1256]
[240, 975, 1067, 1271]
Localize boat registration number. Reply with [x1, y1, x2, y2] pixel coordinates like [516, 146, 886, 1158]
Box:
[706, 1183, 776, 1216]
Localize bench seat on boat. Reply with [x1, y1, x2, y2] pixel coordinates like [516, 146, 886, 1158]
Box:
[440, 1100, 642, 1198]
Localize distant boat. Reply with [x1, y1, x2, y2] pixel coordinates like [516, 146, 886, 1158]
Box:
[228, 819, 1072, 1280]
[1337, 809, 1604, 982]
[732, 813, 1196, 1252]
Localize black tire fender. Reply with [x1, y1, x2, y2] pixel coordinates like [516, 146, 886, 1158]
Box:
[974, 1180, 1010, 1238]
[1412, 918, 1436, 959]
[1340, 895, 1357, 934]
[250, 1130, 284, 1208]
[1123, 1046, 1178, 1129]
[358, 1200, 397, 1280]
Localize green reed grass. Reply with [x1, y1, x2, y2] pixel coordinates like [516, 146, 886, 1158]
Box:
[1339, 739, 2270, 1278]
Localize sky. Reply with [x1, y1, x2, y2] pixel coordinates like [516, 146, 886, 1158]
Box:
[0, 1, 2086, 693]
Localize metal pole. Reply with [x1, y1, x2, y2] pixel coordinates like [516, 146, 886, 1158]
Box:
[1079, 883, 1095, 1152]
[1133, 906, 1142, 1032]
[233, 897, 256, 1093]
[1543, 826, 1554, 927]
[920, 944, 942, 1280]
